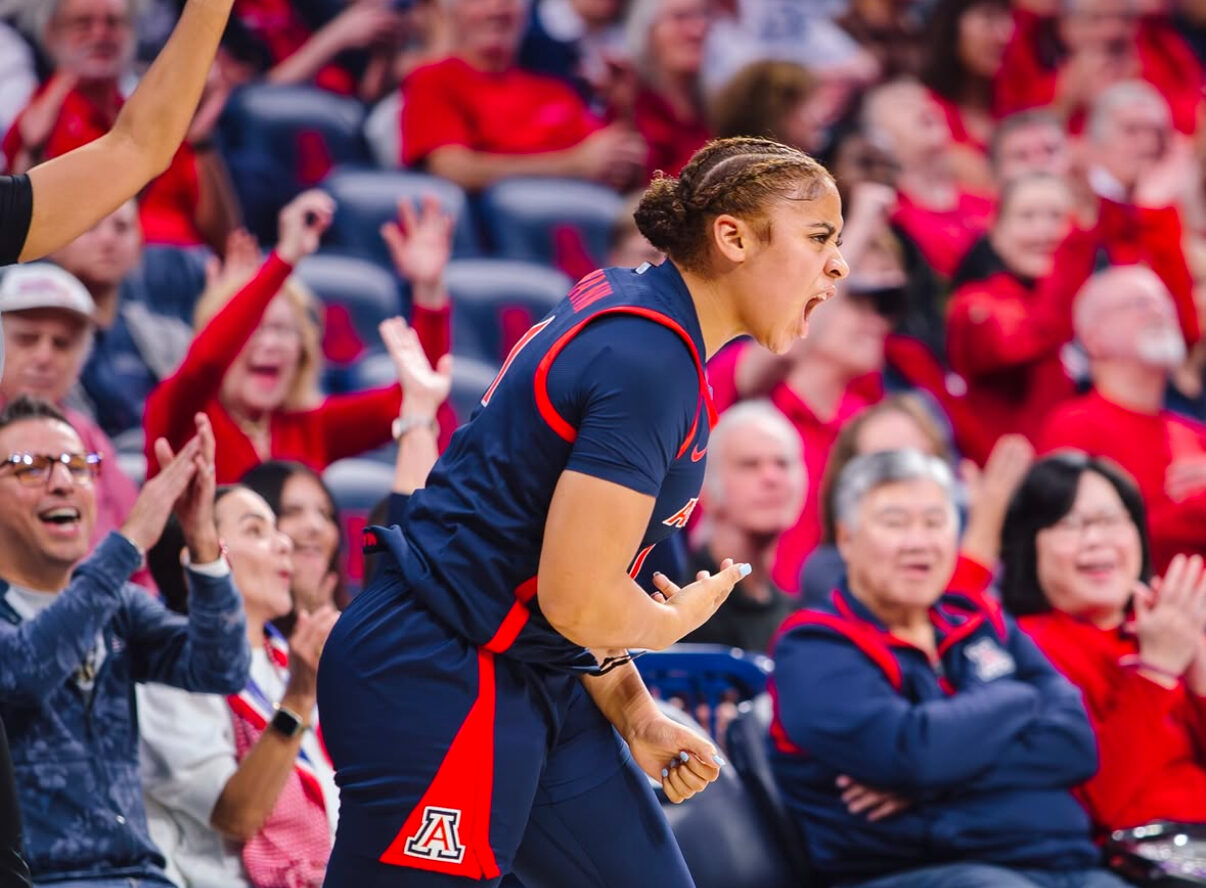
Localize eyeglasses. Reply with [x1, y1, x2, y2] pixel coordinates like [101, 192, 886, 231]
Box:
[1048, 511, 1135, 539]
[0, 452, 102, 487]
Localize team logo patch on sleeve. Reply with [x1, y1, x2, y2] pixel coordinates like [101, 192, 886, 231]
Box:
[404, 807, 466, 863]
[964, 637, 1016, 682]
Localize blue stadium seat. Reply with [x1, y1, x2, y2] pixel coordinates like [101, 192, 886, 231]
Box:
[219, 85, 370, 242]
[635, 644, 773, 711]
[125, 245, 209, 324]
[725, 700, 815, 886]
[655, 702, 801, 888]
[294, 252, 402, 391]
[323, 458, 396, 594]
[321, 168, 480, 264]
[444, 259, 570, 364]
[478, 177, 625, 266]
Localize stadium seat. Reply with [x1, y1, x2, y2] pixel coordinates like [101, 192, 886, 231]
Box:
[321, 167, 480, 265]
[478, 177, 624, 266]
[323, 458, 396, 595]
[364, 92, 402, 169]
[655, 702, 801, 888]
[725, 700, 816, 885]
[635, 644, 774, 712]
[293, 252, 402, 388]
[348, 351, 499, 431]
[219, 85, 370, 242]
[125, 245, 210, 325]
[444, 259, 571, 363]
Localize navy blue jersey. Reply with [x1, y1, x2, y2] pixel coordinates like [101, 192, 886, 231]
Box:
[367, 260, 716, 673]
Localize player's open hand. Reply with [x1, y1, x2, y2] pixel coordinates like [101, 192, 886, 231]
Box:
[625, 711, 723, 804]
[649, 558, 750, 646]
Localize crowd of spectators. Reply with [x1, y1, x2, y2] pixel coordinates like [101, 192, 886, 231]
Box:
[5, 0, 1206, 884]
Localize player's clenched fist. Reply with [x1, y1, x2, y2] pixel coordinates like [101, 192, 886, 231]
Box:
[649, 558, 751, 646]
[624, 709, 725, 804]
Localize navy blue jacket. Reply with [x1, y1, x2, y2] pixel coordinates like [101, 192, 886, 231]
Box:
[769, 584, 1100, 882]
[0, 533, 250, 883]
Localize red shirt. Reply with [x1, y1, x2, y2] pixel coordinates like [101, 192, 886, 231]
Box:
[930, 91, 988, 154]
[995, 9, 1202, 134]
[400, 57, 603, 168]
[891, 189, 995, 279]
[708, 342, 872, 594]
[1020, 610, 1206, 832]
[143, 253, 455, 483]
[1037, 391, 1206, 571]
[633, 88, 711, 180]
[2, 83, 202, 246]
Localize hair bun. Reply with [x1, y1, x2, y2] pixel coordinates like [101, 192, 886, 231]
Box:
[633, 175, 689, 255]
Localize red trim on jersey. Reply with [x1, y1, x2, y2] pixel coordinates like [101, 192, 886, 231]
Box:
[628, 544, 655, 579]
[379, 649, 501, 879]
[482, 317, 555, 408]
[483, 577, 539, 655]
[532, 306, 717, 446]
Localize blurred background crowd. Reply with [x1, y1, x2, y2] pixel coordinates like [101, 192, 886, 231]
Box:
[5, 0, 1206, 885]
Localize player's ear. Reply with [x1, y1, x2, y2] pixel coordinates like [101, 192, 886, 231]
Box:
[711, 214, 749, 264]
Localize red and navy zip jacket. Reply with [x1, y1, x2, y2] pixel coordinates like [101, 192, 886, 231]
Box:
[767, 582, 1101, 882]
[365, 260, 715, 673]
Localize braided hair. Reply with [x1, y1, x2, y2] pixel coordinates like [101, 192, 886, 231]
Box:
[633, 137, 834, 272]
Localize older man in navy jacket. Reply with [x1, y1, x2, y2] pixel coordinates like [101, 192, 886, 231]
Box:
[770, 450, 1127, 888]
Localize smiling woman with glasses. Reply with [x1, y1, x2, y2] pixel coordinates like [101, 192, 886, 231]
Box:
[1001, 451, 1206, 838]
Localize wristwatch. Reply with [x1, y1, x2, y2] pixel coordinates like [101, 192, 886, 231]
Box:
[269, 704, 306, 739]
[392, 415, 439, 441]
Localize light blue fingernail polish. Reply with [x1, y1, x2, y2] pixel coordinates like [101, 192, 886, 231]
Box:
[713, 754, 726, 766]
[679, 751, 690, 763]
[738, 563, 752, 578]
[661, 768, 669, 778]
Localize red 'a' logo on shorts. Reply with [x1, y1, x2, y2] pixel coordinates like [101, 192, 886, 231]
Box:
[404, 807, 466, 863]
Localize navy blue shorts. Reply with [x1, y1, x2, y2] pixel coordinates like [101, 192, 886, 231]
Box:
[316, 577, 693, 887]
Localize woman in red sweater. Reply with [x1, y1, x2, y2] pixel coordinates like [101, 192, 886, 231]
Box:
[144, 189, 454, 483]
[1001, 452, 1206, 834]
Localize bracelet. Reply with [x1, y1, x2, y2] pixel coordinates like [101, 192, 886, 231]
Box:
[392, 415, 439, 441]
[1120, 655, 1182, 682]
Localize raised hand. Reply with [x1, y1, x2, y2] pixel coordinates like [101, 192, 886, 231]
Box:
[204, 228, 262, 293]
[122, 435, 202, 555]
[1134, 554, 1206, 682]
[1165, 455, 1206, 503]
[153, 414, 220, 564]
[380, 194, 453, 309]
[379, 316, 452, 417]
[286, 605, 340, 703]
[276, 190, 335, 264]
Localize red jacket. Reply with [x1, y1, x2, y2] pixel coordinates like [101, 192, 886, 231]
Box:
[994, 9, 1202, 134]
[1020, 610, 1206, 832]
[143, 252, 454, 484]
[891, 190, 995, 279]
[1037, 391, 1206, 572]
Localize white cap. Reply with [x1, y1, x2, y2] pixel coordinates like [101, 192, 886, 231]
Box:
[0, 263, 95, 320]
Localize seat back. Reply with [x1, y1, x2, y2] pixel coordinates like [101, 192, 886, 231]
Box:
[220, 85, 369, 241]
[322, 458, 396, 594]
[635, 644, 773, 711]
[444, 259, 570, 363]
[478, 177, 624, 266]
[322, 167, 480, 264]
[655, 702, 801, 888]
[725, 700, 816, 886]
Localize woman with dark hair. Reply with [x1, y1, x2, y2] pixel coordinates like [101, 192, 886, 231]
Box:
[1002, 452, 1206, 834]
[919, 0, 1013, 190]
[241, 460, 347, 625]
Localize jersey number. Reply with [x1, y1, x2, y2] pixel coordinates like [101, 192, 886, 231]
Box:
[481, 317, 555, 408]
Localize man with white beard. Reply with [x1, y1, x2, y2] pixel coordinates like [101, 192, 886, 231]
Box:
[1037, 264, 1206, 572]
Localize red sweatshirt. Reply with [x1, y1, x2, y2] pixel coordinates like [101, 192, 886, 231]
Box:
[143, 253, 454, 484]
[994, 9, 1202, 134]
[890, 189, 995, 279]
[1037, 391, 1206, 572]
[1020, 610, 1206, 832]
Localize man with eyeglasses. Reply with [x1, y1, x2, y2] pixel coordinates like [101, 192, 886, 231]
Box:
[1038, 264, 1206, 574]
[0, 263, 138, 550]
[0, 395, 250, 887]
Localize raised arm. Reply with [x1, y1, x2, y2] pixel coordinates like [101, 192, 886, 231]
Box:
[19, 0, 235, 261]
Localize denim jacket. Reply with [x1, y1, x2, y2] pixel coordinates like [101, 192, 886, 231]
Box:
[0, 533, 250, 883]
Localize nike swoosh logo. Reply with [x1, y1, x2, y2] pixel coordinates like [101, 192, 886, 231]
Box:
[690, 445, 707, 462]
